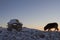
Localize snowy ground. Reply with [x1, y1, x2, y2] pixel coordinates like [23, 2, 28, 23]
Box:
[0, 27, 60, 40]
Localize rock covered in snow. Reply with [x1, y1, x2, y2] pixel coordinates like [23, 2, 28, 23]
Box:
[7, 19, 23, 31]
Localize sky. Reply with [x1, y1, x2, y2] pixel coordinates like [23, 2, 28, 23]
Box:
[0, 0, 60, 30]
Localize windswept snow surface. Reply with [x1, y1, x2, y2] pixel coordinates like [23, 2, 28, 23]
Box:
[0, 27, 60, 40]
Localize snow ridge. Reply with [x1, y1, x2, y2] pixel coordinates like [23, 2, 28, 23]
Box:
[0, 27, 60, 40]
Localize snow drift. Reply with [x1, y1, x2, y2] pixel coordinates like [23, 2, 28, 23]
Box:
[0, 27, 60, 40]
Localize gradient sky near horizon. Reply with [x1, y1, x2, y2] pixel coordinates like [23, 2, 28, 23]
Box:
[0, 0, 60, 30]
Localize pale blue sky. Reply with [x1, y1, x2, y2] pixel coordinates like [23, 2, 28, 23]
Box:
[0, 0, 60, 28]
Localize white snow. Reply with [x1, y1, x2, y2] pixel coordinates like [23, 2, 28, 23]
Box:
[8, 19, 20, 24]
[0, 27, 60, 40]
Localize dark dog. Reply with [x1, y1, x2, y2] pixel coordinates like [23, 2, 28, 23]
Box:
[44, 22, 59, 31]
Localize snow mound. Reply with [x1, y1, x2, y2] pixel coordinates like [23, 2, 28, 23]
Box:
[0, 27, 60, 40]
